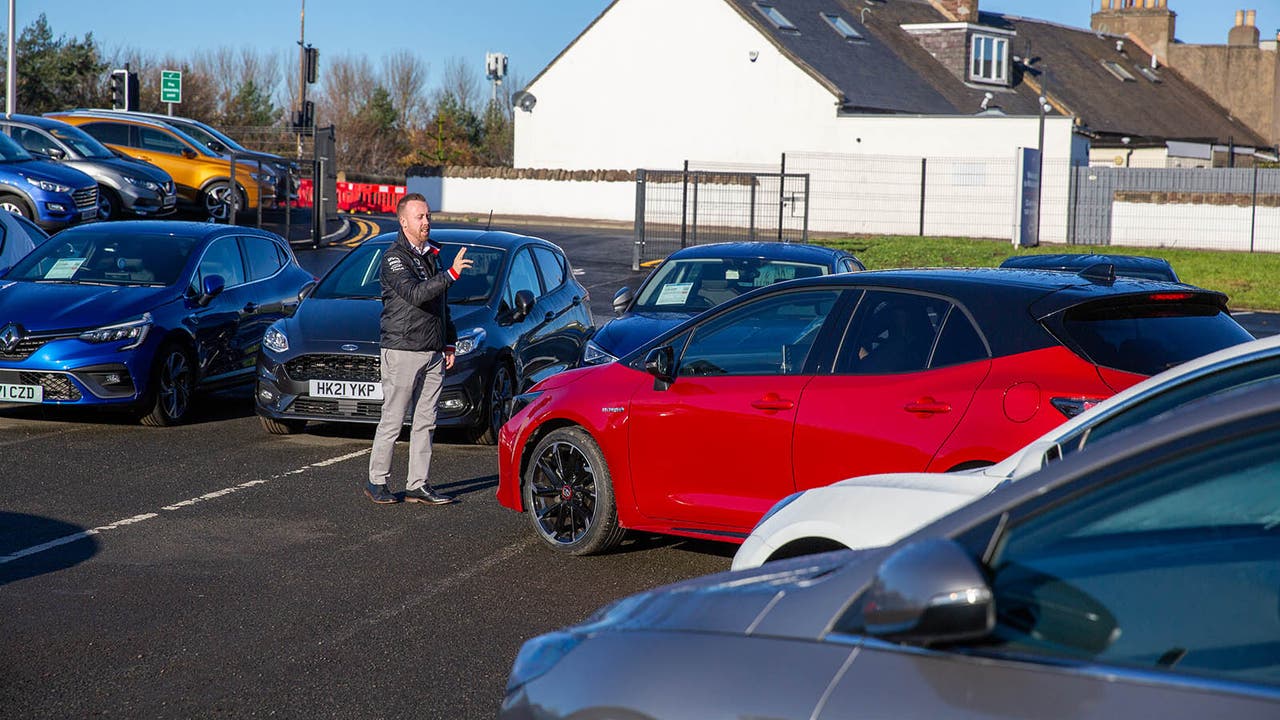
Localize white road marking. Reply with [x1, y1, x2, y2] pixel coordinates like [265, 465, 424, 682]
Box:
[1, 448, 372, 565]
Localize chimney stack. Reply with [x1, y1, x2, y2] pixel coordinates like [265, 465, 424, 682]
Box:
[1092, 0, 1176, 60]
[1229, 8, 1261, 46]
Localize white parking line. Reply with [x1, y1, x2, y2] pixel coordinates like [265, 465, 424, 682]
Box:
[0, 448, 372, 566]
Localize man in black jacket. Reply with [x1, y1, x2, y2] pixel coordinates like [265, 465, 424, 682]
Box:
[366, 193, 473, 505]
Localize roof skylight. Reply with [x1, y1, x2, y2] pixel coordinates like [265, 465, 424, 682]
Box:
[755, 3, 798, 32]
[1102, 60, 1136, 82]
[821, 12, 863, 40]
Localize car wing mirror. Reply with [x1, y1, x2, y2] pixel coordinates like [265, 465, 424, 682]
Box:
[182, 148, 198, 160]
[643, 345, 676, 390]
[197, 274, 226, 307]
[612, 286, 633, 316]
[862, 538, 994, 647]
[511, 289, 535, 322]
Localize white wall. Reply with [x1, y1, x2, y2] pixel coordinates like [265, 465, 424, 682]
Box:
[1112, 201, 1280, 252]
[408, 175, 637, 222]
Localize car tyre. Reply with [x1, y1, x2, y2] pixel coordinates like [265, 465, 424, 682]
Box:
[98, 187, 121, 220]
[473, 361, 515, 446]
[202, 181, 244, 220]
[0, 193, 34, 219]
[140, 342, 195, 427]
[259, 415, 306, 435]
[522, 426, 625, 555]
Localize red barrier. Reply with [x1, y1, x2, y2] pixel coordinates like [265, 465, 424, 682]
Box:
[292, 179, 405, 214]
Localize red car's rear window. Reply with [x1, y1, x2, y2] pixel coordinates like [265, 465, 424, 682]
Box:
[1061, 301, 1253, 376]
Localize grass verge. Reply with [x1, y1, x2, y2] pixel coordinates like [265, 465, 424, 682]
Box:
[817, 235, 1280, 311]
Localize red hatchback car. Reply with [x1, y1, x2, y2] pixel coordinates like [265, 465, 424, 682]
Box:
[497, 267, 1252, 554]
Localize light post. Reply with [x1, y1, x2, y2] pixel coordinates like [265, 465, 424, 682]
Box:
[6, 0, 15, 116]
[1035, 94, 1049, 246]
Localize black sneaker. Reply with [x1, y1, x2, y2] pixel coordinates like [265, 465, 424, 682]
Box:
[403, 485, 457, 505]
[365, 482, 398, 504]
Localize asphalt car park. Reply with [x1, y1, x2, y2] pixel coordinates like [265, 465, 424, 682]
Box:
[3, 217, 1278, 718]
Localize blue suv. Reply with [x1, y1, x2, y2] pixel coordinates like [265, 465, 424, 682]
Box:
[0, 221, 315, 425]
[0, 129, 98, 231]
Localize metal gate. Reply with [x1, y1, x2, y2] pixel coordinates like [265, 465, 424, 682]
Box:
[633, 161, 810, 270]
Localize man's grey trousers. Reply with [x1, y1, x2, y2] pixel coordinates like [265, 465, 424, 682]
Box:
[368, 348, 445, 492]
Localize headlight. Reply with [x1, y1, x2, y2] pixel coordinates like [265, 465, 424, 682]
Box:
[79, 313, 152, 350]
[122, 176, 161, 192]
[263, 325, 289, 353]
[581, 339, 618, 366]
[455, 327, 485, 356]
[505, 631, 582, 694]
[27, 177, 72, 194]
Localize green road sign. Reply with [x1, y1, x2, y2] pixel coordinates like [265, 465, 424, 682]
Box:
[161, 70, 182, 104]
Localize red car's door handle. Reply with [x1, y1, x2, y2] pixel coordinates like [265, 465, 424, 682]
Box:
[751, 394, 795, 411]
[905, 397, 952, 414]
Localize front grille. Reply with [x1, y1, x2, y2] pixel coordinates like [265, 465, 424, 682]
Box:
[162, 181, 174, 194]
[0, 333, 78, 361]
[19, 372, 81, 401]
[285, 353, 380, 382]
[72, 186, 98, 211]
[289, 397, 383, 418]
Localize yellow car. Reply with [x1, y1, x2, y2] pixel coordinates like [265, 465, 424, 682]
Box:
[48, 111, 275, 218]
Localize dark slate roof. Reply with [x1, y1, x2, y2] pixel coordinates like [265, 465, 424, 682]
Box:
[722, 0, 955, 114]
[727, 0, 1265, 145]
[990, 13, 1267, 146]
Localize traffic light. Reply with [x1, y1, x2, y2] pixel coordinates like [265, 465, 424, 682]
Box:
[294, 100, 314, 131]
[109, 69, 126, 110]
[304, 46, 319, 84]
[125, 71, 139, 111]
[108, 69, 139, 111]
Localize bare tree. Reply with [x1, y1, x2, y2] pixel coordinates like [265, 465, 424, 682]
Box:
[383, 50, 430, 129]
[434, 56, 481, 114]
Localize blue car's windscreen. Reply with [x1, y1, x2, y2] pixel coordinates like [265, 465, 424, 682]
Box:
[8, 232, 198, 286]
[633, 258, 828, 313]
[314, 242, 505, 305]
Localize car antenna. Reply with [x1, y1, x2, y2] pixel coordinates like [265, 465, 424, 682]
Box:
[486, 210, 493, 231]
[1078, 263, 1116, 285]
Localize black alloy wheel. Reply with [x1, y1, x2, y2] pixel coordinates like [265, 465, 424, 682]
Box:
[522, 427, 624, 555]
[474, 362, 514, 445]
[140, 343, 195, 427]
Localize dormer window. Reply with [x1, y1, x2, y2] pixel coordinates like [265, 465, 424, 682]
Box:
[755, 3, 798, 32]
[970, 33, 1009, 85]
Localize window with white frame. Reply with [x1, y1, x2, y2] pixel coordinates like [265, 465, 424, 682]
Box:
[970, 33, 1009, 85]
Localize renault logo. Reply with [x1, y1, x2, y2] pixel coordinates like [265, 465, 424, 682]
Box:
[340, 344, 359, 352]
[0, 323, 22, 354]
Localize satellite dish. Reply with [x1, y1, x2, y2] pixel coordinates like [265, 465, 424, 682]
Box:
[513, 91, 537, 112]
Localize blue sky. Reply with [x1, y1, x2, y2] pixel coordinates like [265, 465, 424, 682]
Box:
[19, 0, 1280, 91]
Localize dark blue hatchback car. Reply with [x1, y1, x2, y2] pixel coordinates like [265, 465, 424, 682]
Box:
[254, 229, 594, 443]
[0, 221, 314, 425]
[583, 241, 865, 365]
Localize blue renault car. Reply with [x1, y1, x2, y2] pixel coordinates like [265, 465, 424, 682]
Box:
[0, 129, 99, 231]
[0, 221, 314, 425]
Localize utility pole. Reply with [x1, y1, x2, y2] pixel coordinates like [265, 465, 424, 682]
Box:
[296, 0, 306, 160]
[6, 0, 16, 116]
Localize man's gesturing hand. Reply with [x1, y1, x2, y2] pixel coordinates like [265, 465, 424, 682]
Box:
[452, 247, 474, 275]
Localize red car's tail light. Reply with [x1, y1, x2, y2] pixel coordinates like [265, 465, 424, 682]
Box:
[1051, 397, 1103, 418]
[1147, 292, 1195, 302]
